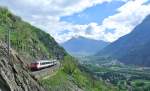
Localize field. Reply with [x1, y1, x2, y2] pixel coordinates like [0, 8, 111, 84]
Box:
[77, 56, 150, 91]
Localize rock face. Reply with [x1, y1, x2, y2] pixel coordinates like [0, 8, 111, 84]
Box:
[0, 42, 45, 91]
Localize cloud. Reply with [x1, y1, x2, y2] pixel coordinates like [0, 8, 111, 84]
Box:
[0, 0, 113, 17]
[56, 0, 150, 43]
[0, 0, 115, 43]
[101, 0, 150, 42]
[58, 0, 150, 43]
[0, 0, 150, 43]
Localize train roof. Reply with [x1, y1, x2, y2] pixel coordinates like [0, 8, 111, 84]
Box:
[31, 60, 57, 63]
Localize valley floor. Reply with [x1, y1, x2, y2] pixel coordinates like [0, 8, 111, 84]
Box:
[81, 63, 150, 91]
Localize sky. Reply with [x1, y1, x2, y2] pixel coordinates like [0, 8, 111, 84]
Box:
[0, 0, 150, 43]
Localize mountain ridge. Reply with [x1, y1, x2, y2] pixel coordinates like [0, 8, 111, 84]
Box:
[61, 36, 110, 56]
[96, 15, 150, 67]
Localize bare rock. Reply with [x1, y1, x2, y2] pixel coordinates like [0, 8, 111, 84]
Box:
[0, 42, 46, 91]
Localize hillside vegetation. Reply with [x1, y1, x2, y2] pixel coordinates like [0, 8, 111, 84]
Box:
[0, 7, 120, 91]
[0, 7, 67, 64]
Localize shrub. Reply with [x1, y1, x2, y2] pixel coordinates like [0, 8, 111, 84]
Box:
[62, 55, 77, 75]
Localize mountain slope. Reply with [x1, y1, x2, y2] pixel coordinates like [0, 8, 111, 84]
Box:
[96, 15, 150, 67]
[0, 7, 67, 91]
[61, 36, 110, 56]
[0, 7, 67, 64]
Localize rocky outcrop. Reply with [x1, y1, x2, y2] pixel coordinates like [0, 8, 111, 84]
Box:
[0, 42, 45, 91]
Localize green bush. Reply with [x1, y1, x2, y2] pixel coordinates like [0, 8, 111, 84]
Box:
[62, 55, 77, 75]
[135, 81, 145, 87]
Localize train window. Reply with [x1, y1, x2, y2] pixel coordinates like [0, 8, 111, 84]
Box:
[41, 63, 45, 65]
[31, 63, 38, 65]
[40, 62, 51, 65]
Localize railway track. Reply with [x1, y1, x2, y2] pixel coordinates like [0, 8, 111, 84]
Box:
[31, 62, 60, 79]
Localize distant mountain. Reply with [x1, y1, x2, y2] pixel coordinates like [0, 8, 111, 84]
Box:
[61, 36, 110, 56]
[96, 15, 150, 67]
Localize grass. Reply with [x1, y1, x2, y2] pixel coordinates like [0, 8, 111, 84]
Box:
[40, 69, 120, 91]
[40, 56, 120, 91]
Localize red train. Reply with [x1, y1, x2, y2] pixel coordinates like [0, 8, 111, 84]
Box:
[30, 60, 57, 70]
